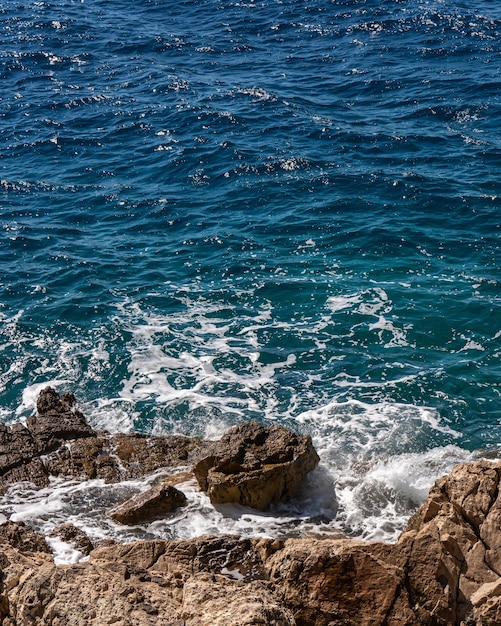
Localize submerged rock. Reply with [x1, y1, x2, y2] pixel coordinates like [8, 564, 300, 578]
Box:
[109, 483, 187, 525]
[193, 421, 320, 510]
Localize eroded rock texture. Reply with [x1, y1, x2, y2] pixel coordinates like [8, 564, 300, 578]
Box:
[0, 387, 212, 494]
[193, 421, 320, 510]
[2, 389, 501, 624]
[2, 461, 501, 624]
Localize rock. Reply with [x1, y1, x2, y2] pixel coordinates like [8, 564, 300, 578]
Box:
[43, 435, 122, 483]
[0, 520, 51, 554]
[0, 388, 213, 494]
[5, 461, 501, 624]
[402, 460, 501, 625]
[109, 484, 187, 525]
[264, 537, 416, 626]
[193, 421, 320, 510]
[0, 422, 51, 493]
[111, 432, 212, 479]
[0, 457, 50, 494]
[180, 573, 296, 626]
[50, 523, 95, 556]
[0, 423, 37, 475]
[8, 389, 501, 624]
[35, 387, 76, 415]
[26, 386, 95, 454]
[471, 579, 501, 626]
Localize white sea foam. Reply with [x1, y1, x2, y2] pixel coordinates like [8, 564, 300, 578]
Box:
[0, 387, 475, 564]
[459, 337, 485, 352]
[0, 288, 482, 558]
[0, 431, 473, 563]
[114, 296, 303, 430]
[326, 293, 362, 312]
[237, 86, 276, 102]
[16, 379, 71, 417]
[334, 445, 476, 542]
[292, 397, 469, 541]
[327, 288, 411, 347]
[296, 398, 461, 460]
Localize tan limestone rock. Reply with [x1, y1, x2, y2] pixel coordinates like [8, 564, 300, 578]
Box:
[181, 573, 296, 626]
[5, 390, 501, 625]
[470, 578, 501, 626]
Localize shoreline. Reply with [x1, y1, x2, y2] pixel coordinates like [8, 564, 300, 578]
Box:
[0, 388, 500, 624]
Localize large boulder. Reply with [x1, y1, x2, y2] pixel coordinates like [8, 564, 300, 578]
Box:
[109, 483, 187, 525]
[193, 421, 320, 510]
[26, 387, 95, 453]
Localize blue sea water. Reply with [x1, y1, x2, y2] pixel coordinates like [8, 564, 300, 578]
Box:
[0, 0, 500, 550]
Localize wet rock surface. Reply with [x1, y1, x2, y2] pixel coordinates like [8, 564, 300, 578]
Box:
[193, 421, 320, 510]
[27, 388, 95, 454]
[0, 387, 212, 495]
[109, 484, 188, 525]
[0, 389, 319, 514]
[3, 389, 501, 624]
[50, 523, 95, 556]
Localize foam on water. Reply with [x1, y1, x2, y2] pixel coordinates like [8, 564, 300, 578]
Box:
[1, 0, 500, 561]
[0, 433, 475, 563]
[0, 390, 476, 563]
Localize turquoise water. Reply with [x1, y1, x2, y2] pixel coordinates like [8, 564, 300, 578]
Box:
[0, 0, 500, 544]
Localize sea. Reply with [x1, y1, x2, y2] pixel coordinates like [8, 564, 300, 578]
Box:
[0, 0, 500, 563]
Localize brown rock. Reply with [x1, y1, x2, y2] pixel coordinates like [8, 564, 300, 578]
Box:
[109, 484, 187, 525]
[111, 433, 212, 479]
[0, 388, 213, 495]
[401, 460, 501, 625]
[43, 435, 123, 483]
[264, 537, 417, 626]
[35, 388, 76, 414]
[6, 390, 501, 625]
[181, 573, 296, 626]
[0, 521, 51, 554]
[471, 579, 501, 626]
[51, 523, 95, 556]
[0, 423, 37, 476]
[193, 421, 320, 510]
[26, 386, 95, 454]
[6, 457, 501, 626]
[0, 457, 50, 494]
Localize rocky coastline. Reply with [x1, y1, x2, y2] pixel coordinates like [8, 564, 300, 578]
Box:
[0, 388, 500, 625]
